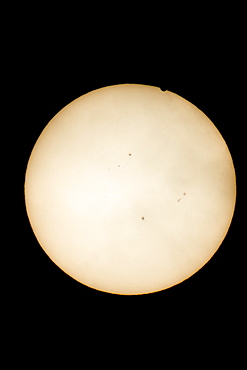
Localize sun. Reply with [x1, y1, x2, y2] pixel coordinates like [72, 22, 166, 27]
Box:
[25, 84, 236, 295]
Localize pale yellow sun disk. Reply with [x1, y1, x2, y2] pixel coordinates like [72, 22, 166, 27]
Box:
[24, 84, 236, 295]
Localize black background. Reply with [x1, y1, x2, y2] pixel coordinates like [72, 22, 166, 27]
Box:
[12, 8, 243, 350]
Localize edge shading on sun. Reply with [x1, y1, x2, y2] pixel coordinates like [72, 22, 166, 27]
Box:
[25, 84, 236, 295]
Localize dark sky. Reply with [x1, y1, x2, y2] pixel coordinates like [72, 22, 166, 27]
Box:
[14, 26, 242, 342]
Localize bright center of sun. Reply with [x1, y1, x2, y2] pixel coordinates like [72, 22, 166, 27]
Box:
[24, 84, 236, 295]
